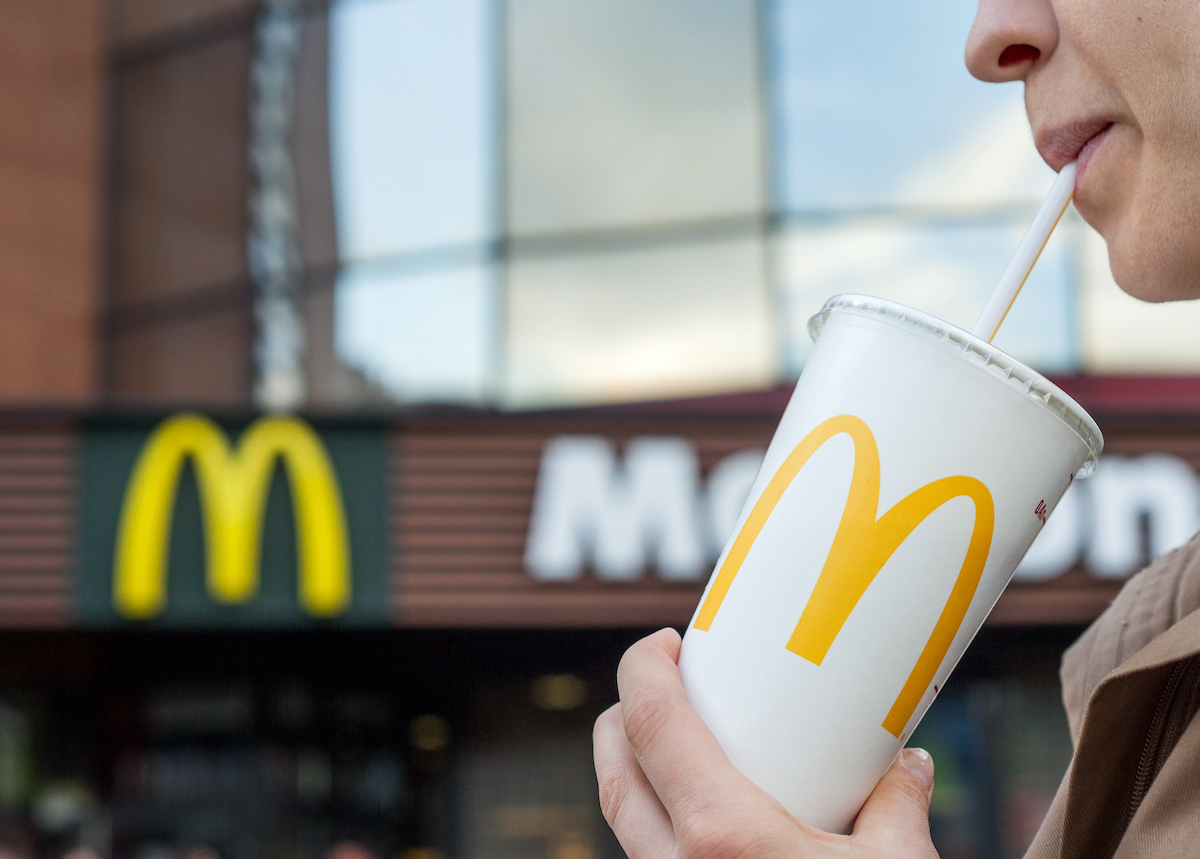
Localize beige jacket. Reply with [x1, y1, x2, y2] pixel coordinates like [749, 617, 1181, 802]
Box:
[1024, 532, 1200, 859]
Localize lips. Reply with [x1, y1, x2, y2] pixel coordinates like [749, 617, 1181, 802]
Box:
[1036, 118, 1115, 173]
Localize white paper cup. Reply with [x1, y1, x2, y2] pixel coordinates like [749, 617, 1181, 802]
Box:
[678, 294, 1102, 833]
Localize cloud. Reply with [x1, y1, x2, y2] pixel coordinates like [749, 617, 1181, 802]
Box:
[891, 97, 1056, 209]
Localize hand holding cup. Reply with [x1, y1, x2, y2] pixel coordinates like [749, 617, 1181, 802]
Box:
[594, 629, 941, 859]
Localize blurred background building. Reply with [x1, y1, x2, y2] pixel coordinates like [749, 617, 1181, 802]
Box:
[1, 0, 1200, 857]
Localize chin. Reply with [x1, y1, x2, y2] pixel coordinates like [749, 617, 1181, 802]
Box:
[1082, 170, 1200, 302]
[1107, 228, 1200, 302]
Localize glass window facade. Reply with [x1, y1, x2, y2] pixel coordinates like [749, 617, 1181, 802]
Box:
[326, 0, 1200, 412]
[506, 237, 773, 406]
[107, 0, 1200, 409]
[505, 0, 764, 235]
[768, 0, 1081, 380]
[777, 220, 1076, 372]
[328, 0, 495, 260]
[335, 261, 497, 403]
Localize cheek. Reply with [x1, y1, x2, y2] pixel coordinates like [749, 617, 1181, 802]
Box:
[1106, 165, 1200, 301]
[1073, 126, 1200, 301]
[1063, 0, 1200, 299]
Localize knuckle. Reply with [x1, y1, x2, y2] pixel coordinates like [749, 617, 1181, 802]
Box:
[595, 759, 634, 828]
[592, 706, 630, 828]
[620, 688, 672, 754]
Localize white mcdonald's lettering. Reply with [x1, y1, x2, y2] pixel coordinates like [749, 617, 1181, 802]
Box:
[526, 439, 1200, 586]
[523, 438, 766, 582]
[1016, 453, 1200, 581]
[524, 437, 710, 581]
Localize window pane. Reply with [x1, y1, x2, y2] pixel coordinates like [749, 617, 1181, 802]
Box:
[777, 220, 1076, 373]
[328, 0, 494, 261]
[335, 262, 496, 402]
[505, 237, 775, 406]
[506, 0, 763, 235]
[1077, 223, 1200, 373]
[771, 0, 1054, 211]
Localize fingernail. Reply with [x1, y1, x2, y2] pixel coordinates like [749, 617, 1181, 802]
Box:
[899, 747, 935, 797]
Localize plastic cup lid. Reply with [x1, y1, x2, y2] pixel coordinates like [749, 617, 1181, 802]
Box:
[808, 294, 1104, 477]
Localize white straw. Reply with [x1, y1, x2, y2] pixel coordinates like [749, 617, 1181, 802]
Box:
[971, 161, 1077, 343]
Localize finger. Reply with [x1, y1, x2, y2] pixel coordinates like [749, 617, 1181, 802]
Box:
[851, 747, 936, 853]
[593, 703, 674, 859]
[615, 628, 747, 820]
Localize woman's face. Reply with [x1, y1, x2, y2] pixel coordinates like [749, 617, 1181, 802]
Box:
[966, 0, 1200, 301]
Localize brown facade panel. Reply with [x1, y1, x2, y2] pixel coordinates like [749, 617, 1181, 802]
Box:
[112, 32, 252, 307]
[109, 305, 253, 405]
[394, 419, 779, 627]
[0, 536, 72, 553]
[109, 23, 255, 405]
[398, 472, 539, 493]
[402, 533, 529, 552]
[293, 10, 338, 274]
[0, 0, 104, 402]
[401, 511, 532, 530]
[0, 408, 1175, 630]
[0, 427, 76, 627]
[400, 572, 547, 591]
[115, 0, 258, 45]
[988, 575, 1124, 626]
[390, 414, 1200, 629]
[109, 5, 346, 408]
[392, 495, 534, 513]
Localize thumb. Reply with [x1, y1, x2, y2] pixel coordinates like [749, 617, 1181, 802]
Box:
[851, 748, 935, 843]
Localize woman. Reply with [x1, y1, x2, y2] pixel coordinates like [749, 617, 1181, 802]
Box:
[592, 0, 1200, 856]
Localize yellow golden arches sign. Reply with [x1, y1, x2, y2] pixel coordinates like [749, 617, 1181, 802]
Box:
[693, 414, 994, 738]
[113, 413, 351, 620]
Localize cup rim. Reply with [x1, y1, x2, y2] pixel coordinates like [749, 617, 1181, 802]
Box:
[808, 293, 1104, 477]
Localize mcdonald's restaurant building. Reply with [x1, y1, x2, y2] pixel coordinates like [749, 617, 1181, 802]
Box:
[9, 4, 1200, 859]
[0, 380, 1189, 859]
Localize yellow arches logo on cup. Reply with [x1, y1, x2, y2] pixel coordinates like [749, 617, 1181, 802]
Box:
[113, 413, 351, 620]
[692, 414, 995, 737]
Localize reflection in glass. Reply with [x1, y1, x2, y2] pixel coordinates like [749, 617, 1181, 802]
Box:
[506, 0, 763, 235]
[321, 0, 1200, 405]
[329, 0, 495, 261]
[770, 0, 1054, 211]
[335, 261, 496, 403]
[777, 219, 1076, 374]
[506, 238, 775, 406]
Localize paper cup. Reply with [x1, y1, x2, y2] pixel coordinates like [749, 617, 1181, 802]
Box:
[678, 294, 1102, 833]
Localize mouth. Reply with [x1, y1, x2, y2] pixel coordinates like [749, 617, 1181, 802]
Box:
[1036, 118, 1115, 174]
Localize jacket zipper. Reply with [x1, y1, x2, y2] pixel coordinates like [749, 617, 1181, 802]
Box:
[1126, 659, 1191, 827]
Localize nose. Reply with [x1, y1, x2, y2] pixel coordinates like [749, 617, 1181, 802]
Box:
[965, 0, 1058, 83]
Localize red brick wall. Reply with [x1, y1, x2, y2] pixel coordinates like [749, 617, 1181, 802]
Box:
[0, 0, 106, 402]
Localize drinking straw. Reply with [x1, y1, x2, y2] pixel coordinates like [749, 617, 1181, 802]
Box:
[971, 161, 1077, 343]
